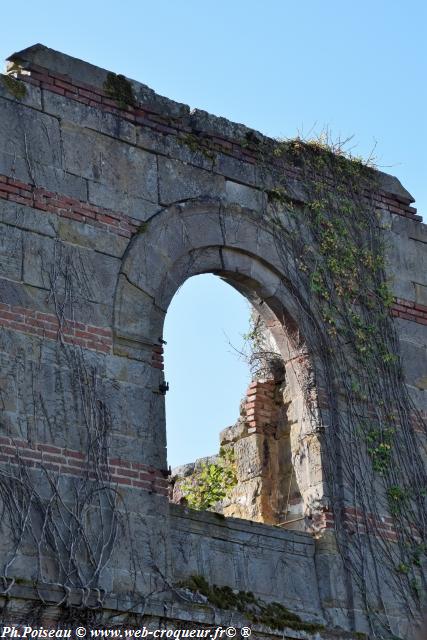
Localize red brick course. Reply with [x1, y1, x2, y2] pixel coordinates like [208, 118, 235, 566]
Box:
[151, 345, 164, 370]
[7, 66, 423, 223]
[311, 505, 400, 541]
[0, 436, 168, 496]
[244, 379, 279, 432]
[0, 174, 138, 238]
[391, 298, 427, 325]
[0, 302, 112, 353]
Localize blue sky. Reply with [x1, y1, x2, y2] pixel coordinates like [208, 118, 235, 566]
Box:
[1, 1, 425, 466]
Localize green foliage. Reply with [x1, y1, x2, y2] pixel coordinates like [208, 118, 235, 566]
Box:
[243, 314, 264, 352]
[179, 575, 324, 632]
[387, 486, 408, 515]
[366, 427, 395, 473]
[180, 447, 237, 510]
[396, 562, 410, 575]
[2, 75, 27, 100]
[180, 133, 215, 160]
[265, 187, 290, 206]
[103, 72, 135, 108]
[137, 221, 149, 234]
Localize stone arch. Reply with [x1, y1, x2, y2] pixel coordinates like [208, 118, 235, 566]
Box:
[113, 199, 327, 526]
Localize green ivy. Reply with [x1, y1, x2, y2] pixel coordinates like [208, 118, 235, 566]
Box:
[180, 447, 237, 510]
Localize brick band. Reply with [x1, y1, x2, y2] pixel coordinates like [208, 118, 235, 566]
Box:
[0, 303, 112, 353]
[0, 436, 168, 496]
[0, 174, 137, 238]
[7, 64, 422, 223]
[311, 506, 399, 541]
[391, 298, 427, 325]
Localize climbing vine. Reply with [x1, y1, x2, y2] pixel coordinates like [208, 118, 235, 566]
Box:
[246, 133, 427, 638]
[0, 240, 168, 627]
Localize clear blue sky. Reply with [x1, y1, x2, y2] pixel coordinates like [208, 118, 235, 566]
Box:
[1, 1, 425, 466]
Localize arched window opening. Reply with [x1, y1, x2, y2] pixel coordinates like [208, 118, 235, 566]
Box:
[164, 274, 305, 530]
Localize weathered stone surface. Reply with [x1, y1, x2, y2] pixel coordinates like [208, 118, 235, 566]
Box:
[57, 217, 129, 257]
[0, 150, 88, 199]
[0, 97, 62, 168]
[415, 282, 427, 306]
[189, 109, 265, 146]
[22, 232, 121, 304]
[0, 73, 42, 109]
[225, 180, 265, 211]
[158, 157, 225, 204]
[0, 199, 58, 237]
[88, 179, 161, 221]
[170, 504, 324, 620]
[43, 90, 137, 143]
[377, 169, 415, 204]
[164, 134, 215, 172]
[399, 339, 427, 390]
[214, 153, 256, 185]
[0, 223, 22, 281]
[61, 122, 158, 202]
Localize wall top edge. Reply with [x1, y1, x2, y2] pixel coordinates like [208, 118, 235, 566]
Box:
[5, 43, 415, 205]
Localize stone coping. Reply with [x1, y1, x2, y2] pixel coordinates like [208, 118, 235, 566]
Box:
[170, 503, 314, 547]
[5, 44, 415, 206]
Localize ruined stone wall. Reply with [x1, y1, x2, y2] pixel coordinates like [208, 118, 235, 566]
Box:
[0, 44, 425, 639]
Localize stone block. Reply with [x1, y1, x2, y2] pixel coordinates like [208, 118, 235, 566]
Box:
[214, 153, 256, 185]
[377, 170, 415, 204]
[234, 434, 265, 480]
[22, 233, 120, 305]
[110, 432, 166, 468]
[88, 180, 161, 221]
[399, 339, 427, 390]
[0, 199, 58, 237]
[114, 274, 159, 344]
[386, 230, 427, 287]
[0, 352, 18, 412]
[105, 354, 152, 385]
[225, 180, 265, 211]
[0, 223, 22, 281]
[0, 150, 88, 200]
[61, 122, 158, 203]
[189, 109, 263, 144]
[0, 74, 42, 109]
[0, 97, 62, 169]
[164, 134, 214, 172]
[58, 218, 128, 257]
[43, 90, 136, 143]
[395, 318, 427, 348]
[415, 282, 427, 306]
[158, 157, 225, 205]
[391, 213, 427, 242]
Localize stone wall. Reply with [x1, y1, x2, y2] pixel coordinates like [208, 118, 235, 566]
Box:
[0, 44, 425, 639]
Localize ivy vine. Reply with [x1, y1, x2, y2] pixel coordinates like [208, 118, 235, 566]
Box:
[247, 132, 427, 638]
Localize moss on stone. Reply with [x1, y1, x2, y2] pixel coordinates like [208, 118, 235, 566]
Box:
[178, 575, 324, 633]
[103, 72, 135, 109]
[180, 133, 215, 161]
[2, 75, 27, 100]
